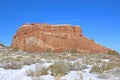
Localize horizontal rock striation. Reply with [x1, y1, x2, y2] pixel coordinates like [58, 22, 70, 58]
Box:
[11, 23, 110, 53]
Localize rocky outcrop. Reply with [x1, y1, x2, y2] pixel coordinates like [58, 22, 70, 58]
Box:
[11, 23, 110, 53]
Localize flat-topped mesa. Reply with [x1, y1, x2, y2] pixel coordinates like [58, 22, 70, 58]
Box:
[11, 23, 110, 53]
[17, 23, 82, 37]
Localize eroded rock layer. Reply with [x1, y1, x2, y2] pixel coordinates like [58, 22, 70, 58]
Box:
[11, 23, 110, 53]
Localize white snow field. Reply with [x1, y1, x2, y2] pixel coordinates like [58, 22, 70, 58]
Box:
[0, 46, 120, 80]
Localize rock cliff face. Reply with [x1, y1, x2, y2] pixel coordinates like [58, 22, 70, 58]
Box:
[11, 23, 110, 53]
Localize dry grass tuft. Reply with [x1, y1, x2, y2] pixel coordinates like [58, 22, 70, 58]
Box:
[49, 62, 69, 76]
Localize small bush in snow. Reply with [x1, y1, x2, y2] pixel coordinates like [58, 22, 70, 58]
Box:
[40, 67, 49, 75]
[49, 62, 69, 76]
[69, 62, 88, 71]
[26, 69, 41, 80]
[26, 69, 35, 77]
[90, 65, 101, 73]
[90, 62, 116, 73]
[26, 63, 41, 77]
[26, 63, 48, 79]
[26, 67, 49, 76]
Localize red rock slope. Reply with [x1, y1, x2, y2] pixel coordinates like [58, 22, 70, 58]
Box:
[11, 23, 110, 53]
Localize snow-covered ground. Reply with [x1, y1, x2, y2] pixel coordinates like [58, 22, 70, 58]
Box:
[0, 62, 119, 80]
[0, 47, 120, 80]
[0, 64, 95, 80]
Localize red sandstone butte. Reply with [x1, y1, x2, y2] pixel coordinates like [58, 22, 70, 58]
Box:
[11, 23, 110, 53]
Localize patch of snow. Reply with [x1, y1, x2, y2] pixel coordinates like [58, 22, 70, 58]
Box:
[0, 68, 31, 80]
[42, 63, 53, 68]
[19, 24, 31, 29]
[40, 75, 55, 80]
[0, 62, 54, 80]
[102, 59, 110, 62]
[0, 61, 118, 80]
[82, 65, 102, 80]
[61, 71, 81, 80]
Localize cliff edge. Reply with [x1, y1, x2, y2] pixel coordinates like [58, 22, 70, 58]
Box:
[11, 23, 110, 53]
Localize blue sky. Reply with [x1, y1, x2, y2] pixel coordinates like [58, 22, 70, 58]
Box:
[0, 0, 120, 53]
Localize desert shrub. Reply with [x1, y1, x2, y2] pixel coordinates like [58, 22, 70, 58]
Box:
[14, 58, 21, 62]
[26, 68, 41, 80]
[64, 48, 78, 53]
[0, 52, 5, 55]
[72, 62, 82, 70]
[82, 59, 94, 65]
[102, 63, 116, 71]
[68, 62, 88, 71]
[26, 63, 49, 80]
[26, 70, 40, 77]
[35, 58, 45, 63]
[49, 62, 69, 76]
[69, 48, 78, 53]
[95, 60, 104, 64]
[63, 49, 69, 53]
[26, 64, 41, 77]
[12, 47, 19, 51]
[90, 62, 116, 73]
[46, 48, 52, 53]
[3, 62, 22, 69]
[80, 64, 88, 70]
[30, 54, 36, 58]
[0, 43, 4, 47]
[26, 68, 48, 77]
[107, 50, 119, 56]
[40, 68, 49, 75]
[26, 69, 35, 77]
[90, 65, 101, 73]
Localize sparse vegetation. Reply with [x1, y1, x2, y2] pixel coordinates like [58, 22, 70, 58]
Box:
[40, 67, 49, 75]
[49, 62, 69, 76]
[90, 62, 116, 73]
[0, 43, 4, 47]
[0, 47, 120, 80]
[26, 64, 49, 80]
[63, 48, 78, 53]
[46, 48, 52, 53]
[68, 62, 88, 71]
[69, 48, 78, 53]
[26, 67, 48, 77]
[107, 50, 119, 56]
[12, 47, 19, 51]
[3, 62, 22, 69]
